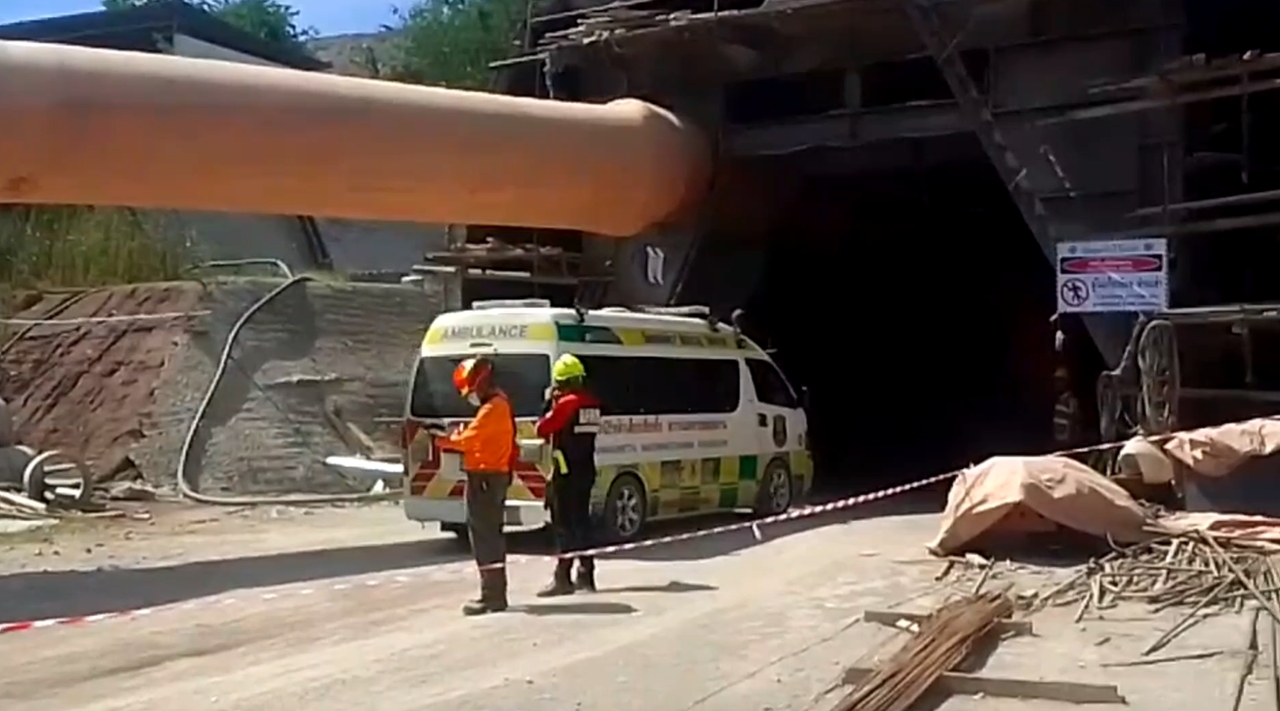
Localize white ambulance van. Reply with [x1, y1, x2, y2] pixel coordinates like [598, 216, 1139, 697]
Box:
[400, 299, 812, 543]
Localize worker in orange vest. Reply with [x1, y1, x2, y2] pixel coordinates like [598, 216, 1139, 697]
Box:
[440, 356, 518, 616]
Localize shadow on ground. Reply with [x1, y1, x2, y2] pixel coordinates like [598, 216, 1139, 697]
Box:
[0, 536, 476, 625]
[0, 480, 946, 623]
[517, 601, 639, 616]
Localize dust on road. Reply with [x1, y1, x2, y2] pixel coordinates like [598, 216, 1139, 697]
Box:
[0, 504, 1258, 711]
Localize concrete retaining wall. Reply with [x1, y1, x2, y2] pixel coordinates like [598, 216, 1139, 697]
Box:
[134, 277, 449, 496]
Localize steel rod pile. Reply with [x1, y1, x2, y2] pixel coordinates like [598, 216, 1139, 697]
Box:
[1036, 531, 1280, 655]
[833, 591, 1015, 711]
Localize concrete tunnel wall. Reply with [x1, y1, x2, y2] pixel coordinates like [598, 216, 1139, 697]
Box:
[0, 40, 713, 238]
[985, 17, 1183, 366]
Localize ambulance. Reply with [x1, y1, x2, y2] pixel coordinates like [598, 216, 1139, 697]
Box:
[400, 299, 812, 543]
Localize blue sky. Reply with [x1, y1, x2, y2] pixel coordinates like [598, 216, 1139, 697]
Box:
[0, 1, 398, 35]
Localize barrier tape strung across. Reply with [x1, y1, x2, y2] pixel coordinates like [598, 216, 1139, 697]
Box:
[549, 416, 1231, 561]
[554, 471, 961, 560]
[0, 472, 959, 636]
[0, 420, 1223, 636]
[0, 311, 211, 326]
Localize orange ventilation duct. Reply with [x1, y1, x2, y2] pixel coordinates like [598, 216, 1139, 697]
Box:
[0, 40, 712, 237]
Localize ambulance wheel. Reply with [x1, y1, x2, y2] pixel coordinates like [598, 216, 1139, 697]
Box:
[603, 473, 647, 543]
[441, 523, 471, 548]
[754, 458, 793, 516]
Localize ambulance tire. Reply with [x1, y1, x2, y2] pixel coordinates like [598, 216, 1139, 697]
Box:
[601, 473, 648, 544]
[440, 522, 471, 549]
[754, 458, 793, 516]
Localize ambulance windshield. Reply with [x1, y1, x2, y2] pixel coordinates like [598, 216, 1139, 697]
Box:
[409, 353, 551, 419]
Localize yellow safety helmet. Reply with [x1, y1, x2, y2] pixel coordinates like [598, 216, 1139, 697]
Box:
[552, 353, 586, 383]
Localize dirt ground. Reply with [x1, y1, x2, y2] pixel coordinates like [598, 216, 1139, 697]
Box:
[0, 500, 420, 576]
[0, 500, 1264, 711]
[0, 282, 204, 478]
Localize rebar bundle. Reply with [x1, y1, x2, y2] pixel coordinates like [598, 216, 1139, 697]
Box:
[833, 591, 1014, 711]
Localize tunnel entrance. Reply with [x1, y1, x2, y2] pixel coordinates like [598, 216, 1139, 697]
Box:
[700, 135, 1058, 495]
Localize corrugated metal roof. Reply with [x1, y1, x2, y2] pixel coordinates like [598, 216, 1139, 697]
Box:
[0, 0, 328, 71]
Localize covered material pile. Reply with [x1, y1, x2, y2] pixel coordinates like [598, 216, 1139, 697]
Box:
[928, 455, 1154, 556]
[832, 591, 1014, 711]
[1162, 416, 1280, 477]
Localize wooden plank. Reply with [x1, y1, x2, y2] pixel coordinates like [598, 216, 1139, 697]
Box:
[861, 609, 1033, 636]
[840, 667, 1126, 704]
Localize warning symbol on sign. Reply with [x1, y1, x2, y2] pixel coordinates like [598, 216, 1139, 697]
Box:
[1060, 278, 1089, 307]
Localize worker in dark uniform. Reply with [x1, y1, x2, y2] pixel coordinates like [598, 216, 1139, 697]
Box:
[1050, 314, 1079, 449]
[535, 354, 602, 596]
[440, 356, 517, 616]
[1052, 364, 1081, 448]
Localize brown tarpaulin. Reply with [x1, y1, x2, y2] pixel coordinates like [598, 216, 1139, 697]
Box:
[1161, 417, 1280, 477]
[928, 456, 1153, 556]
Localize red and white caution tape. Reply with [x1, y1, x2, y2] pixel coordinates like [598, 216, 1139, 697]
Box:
[0, 473, 956, 636]
[0, 610, 139, 634]
[556, 471, 959, 560]
[0, 441, 1128, 637]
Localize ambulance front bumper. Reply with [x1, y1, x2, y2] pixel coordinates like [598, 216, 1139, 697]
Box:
[403, 497, 551, 530]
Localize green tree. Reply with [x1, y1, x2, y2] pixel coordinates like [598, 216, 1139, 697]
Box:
[102, 0, 317, 49]
[374, 0, 527, 89]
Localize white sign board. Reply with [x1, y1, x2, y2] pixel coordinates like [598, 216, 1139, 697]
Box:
[1056, 239, 1168, 313]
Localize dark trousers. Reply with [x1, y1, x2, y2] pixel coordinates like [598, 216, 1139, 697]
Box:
[466, 472, 511, 597]
[548, 472, 596, 564]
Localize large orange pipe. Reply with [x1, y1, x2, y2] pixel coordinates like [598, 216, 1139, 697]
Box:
[0, 40, 711, 237]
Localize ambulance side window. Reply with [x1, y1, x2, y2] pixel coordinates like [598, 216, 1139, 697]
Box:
[578, 355, 739, 415]
[746, 359, 798, 409]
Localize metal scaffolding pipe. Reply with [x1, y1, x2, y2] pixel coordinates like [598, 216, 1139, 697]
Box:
[0, 40, 712, 237]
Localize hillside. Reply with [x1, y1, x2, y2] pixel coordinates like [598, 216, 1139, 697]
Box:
[308, 30, 402, 77]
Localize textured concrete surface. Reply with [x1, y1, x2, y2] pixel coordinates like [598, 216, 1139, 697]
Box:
[4, 278, 447, 495]
[1, 284, 206, 478]
[0, 508, 1258, 711]
[136, 277, 446, 495]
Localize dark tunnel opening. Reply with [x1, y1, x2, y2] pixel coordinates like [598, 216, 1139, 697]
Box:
[690, 135, 1059, 496]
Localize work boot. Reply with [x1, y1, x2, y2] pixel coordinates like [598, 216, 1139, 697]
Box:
[463, 569, 509, 616]
[536, 559, 576, 597]
[574, 557, 597, 592]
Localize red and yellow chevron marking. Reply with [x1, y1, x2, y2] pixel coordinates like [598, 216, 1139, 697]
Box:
[403, 418, 546, 501]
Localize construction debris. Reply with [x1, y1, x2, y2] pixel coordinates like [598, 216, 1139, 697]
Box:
[832, 591, 1014, 711]
[836, 591, 1125, 709]
[1033, 531, 1280, 655]
[536, 8, 691, 49]
[928, 455, 1153, 557]
[0, 444, 147, 529]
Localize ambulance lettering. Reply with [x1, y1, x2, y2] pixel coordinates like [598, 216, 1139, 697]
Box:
[440, 324, 529, 341]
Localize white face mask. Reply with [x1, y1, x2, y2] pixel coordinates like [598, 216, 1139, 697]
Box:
[467, 393, 481, 407]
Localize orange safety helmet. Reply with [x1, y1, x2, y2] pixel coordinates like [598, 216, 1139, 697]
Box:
[452, 356, 494, 397]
